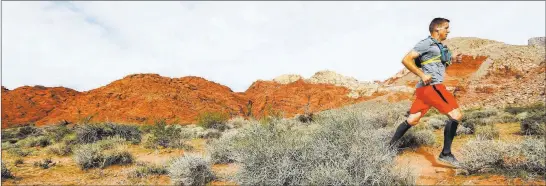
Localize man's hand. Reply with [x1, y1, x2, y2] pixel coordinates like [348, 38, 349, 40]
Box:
[420, 74, 432, 85]
[452, 53, 463, 64]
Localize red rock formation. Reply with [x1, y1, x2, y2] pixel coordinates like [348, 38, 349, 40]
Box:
[242, 79, 362, 119]
[1, 86, 79, 128]
[36, 74, 248, 126]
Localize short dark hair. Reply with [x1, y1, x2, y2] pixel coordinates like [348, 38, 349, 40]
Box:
[429, 18, 450, 33]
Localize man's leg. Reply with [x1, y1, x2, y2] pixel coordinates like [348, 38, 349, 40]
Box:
[427, 84, 463, 165]
[441, 108, 463, 155]
[389, 112, 423, 147]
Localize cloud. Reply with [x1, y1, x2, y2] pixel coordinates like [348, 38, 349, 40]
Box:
[2, 1, 544, 92]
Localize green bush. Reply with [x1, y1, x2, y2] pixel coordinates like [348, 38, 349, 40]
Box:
[197, 112, 229, 131]
[144, 120, 190, 149]
[167, 154, 215, 186]
[520, 112, 545, 135]
[44, 124, 72, 142]
[1, 142, 20, 150]
[18, 136, 51, 148]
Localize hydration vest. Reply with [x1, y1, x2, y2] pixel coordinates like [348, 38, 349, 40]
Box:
[415, 38, 452, 68]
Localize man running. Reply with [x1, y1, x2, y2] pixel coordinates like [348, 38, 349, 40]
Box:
[389, 17, 463, 166]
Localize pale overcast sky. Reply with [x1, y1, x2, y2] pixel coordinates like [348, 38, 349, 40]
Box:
[1, 1, 545, 92]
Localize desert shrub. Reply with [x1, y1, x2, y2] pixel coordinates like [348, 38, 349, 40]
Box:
[1, 142, 20, 150]
[315, 100, 409, 128]
[33, 157, 55, 169]
[19, 136, 51, 148]
[7, 148, 33, 157]
[14, 159, 24, 166]
[486, 112, 520, 124]
[75, 122, 141, 144]
[61, 133, 78, 145]
[139, 124, 154, 133]
[110, 124, 142, 144]
[456, 126, 473, 135]
[516, 137, 545, 172]
[73, 143, 103, 170]
[459, 139, 509, 174]
[47, 142, 73, 156]
[16, 124, 42, 138]
[44, 124, 72, 142]
[101, 146, 134, 168]
[476, 124, 500, 140]
[1, 129, 18, 141]
[94, 136, 127, 150]
[144, 120, 190, 149]
[460, 117, 488, 134]
[1, 162, 13, 180]
[198, 129, 222, 139]
[73, 139, 134, 170]
[520, 111, 545, 135]
[34, 136, 52, 147]
[460, 137, 545, 176]
[179, 127, 199, 139]
[197, 112, 229, 131]
[229, 110, 416, 185]
[396, 130, 436, 149]
[227, 116, 251, 128]
[168, 154, 215, 186]
[206, 130, 238, 164]
[427, 118, 446, 129]
[129, 162, 168, 178]
[505, 102, 545, 115]
[296, 113, 315, 123]
[466, 109, 498, 119]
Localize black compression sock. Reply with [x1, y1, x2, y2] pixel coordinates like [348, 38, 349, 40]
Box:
[442, 119, 459, 155]
[389, 120, 412, 147]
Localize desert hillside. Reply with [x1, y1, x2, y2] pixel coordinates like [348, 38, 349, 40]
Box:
[1, 86, 79, 128]
[1, 36, 544, 128]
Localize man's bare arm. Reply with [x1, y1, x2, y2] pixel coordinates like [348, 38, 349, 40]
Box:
[402, 50, 432, 84]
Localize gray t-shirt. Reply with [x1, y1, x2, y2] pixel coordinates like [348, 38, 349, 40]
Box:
[413, 36, 446, 88]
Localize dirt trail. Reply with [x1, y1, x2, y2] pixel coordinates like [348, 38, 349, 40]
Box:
[397, 146, 456, 185]
[397, 123, 546, 185]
